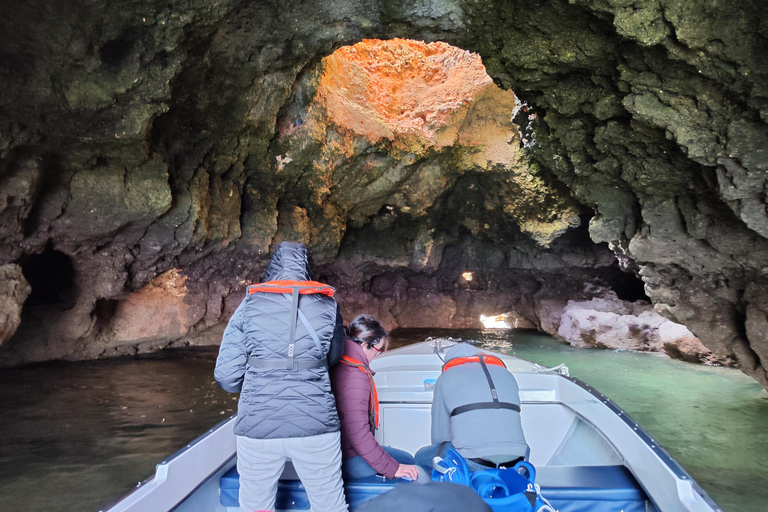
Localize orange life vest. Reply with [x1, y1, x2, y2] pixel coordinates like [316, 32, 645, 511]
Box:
[247, 280, 336, 297]
[340, 355, 380, 429]
[442, 354, 507, 372]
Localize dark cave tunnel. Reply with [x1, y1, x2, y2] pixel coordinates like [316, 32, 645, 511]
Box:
[17, 244, 77, 309]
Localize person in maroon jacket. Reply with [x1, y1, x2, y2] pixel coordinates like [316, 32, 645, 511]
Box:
[330, 314, 420, 481]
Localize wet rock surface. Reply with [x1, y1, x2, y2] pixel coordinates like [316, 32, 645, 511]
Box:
[0, 264, 30, 345]
[0, 1, 766, 387]
[556, 291, 735, 365]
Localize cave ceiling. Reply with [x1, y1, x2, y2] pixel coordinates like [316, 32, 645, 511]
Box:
[0, 0, 766, 389]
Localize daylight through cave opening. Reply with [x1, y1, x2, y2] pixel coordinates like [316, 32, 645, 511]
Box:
[303, 39, 645, 330]
[307, 38, 587, 250]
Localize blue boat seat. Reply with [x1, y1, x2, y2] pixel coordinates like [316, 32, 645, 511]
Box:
[219, 466, 409, 510]
[343, 475, 412, 509]
[218, 466, 241, 508]
[537, 465, 649, 512]
[220, 464, 649, 511]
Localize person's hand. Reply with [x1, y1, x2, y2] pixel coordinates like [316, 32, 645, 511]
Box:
[394, 464, 420, 481]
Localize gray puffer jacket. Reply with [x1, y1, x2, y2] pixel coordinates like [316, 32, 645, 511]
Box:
[215, 242, 344, 439]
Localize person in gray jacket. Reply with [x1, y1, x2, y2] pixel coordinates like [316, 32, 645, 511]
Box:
[415, 343, 529, 472]
[215, 241, 347, 512]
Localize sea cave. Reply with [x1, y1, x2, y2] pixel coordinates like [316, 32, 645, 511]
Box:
[1, 0, 767, 393]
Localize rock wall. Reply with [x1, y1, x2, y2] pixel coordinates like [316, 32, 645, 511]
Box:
[0, 0, 766, 387]
[461, 0, 768, 386]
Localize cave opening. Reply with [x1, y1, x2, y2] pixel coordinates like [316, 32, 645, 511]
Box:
[603, 267, 648, 302]
[100, 29, 139, 67]
[17, 243, 77, 309]
[314, 38, 650, 327]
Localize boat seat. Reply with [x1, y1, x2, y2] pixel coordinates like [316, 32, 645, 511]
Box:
[220, 464, 649, 511]
[219, 466, 409, 510]
[537, 465, 649, 512]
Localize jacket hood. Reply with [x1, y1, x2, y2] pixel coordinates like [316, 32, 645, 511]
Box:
[263, 241, 314, 282]
[444, 342, 483, 362]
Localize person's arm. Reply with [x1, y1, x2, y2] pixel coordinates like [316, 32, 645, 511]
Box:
[327, 305, 344, 367]
[214, 300, 248, 393]
[335, 369, 399, 478]
[430, 378, 451, 444]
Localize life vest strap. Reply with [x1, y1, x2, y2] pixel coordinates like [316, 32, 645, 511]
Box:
[291, 294, 326, 360]
[247, 282, 332, 371]
[442, 353, 521, 419]
[451, 401, 521, 417]
[285, 288, 300, 370]
[247, 355, 327, 370]
[340, 355, 379, 429]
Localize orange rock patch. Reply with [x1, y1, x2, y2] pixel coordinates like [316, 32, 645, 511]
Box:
[315, 39, 494, 144]
[109, 269, 194, 343]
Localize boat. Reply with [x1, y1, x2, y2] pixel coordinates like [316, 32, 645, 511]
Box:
[100, 338, 723, 512]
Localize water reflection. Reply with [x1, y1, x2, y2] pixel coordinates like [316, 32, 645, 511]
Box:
[0, 347, 234, 512]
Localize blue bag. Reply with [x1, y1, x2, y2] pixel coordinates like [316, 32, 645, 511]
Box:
[431, 448, 471, 485]
[432, 450, 554, 512]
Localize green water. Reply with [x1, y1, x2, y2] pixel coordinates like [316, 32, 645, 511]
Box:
[0, 330, 765, 511]
[393, 329, 768, 512]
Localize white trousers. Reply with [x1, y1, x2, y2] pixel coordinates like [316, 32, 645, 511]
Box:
[236, 432, 348, 512]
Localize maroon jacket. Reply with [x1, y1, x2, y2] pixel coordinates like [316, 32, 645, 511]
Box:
[330, 337, 399, 479]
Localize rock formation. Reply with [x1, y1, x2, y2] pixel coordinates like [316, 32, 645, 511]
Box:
[0, 1, 766, 388]
[0, 264, 30, 343]
[556, 291, 736, 366]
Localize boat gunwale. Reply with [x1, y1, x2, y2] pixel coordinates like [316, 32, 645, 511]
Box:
[98, 415, 238, 512]
[563, 374, 723, 512]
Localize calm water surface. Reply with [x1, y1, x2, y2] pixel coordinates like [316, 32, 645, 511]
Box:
[0, 348, 235, 512]
[1, 329, 766, 511]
